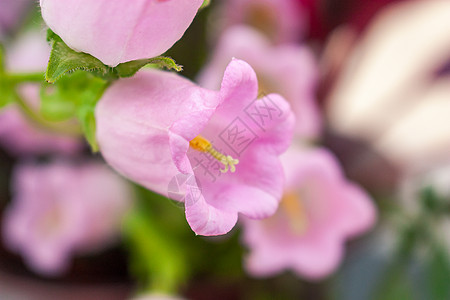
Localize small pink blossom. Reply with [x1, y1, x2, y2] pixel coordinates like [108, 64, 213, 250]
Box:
[39, 0, 204, 66]
[198, 26, 321, 140]
[2, 161, 132, 276]
[96, 59, 295, 236]
[0, 31, 82, 156]
[214, 0, 305, 44]
[242, 146, 376, 279]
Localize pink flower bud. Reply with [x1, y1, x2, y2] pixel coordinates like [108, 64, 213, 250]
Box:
[39, 0, 204, 66]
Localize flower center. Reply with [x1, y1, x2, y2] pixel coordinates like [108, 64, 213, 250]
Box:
[189, 135, 239, 173]
[281, 192, 308, 235]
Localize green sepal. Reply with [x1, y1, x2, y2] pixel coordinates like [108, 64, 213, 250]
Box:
[115, 56, 182, 78]
[40, 71, 108, 152]
[45, 30, 183, 83]
[200, 0, 210, 9]
[45, 30, 117, 83]
[77, 104, 99, 152]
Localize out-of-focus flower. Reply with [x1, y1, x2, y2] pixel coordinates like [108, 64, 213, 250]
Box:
[0, 31, 82, 156]
[326, 0, 450, 172]
[96, 59, 295, 236]
[2, 161, 132, 276]
[242, 146, 376, 279]
[212, 0, 305, 44]
[198, 25, 320, 140]
[39, 0, 203, 66]
[0, 0, 32, 40]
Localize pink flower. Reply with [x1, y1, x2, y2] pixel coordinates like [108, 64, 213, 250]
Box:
[198, 25, 321, 140]
[0, 31, 82, 156]
[2, 160, 132, 276]
[242, 146, 376, 279]
[96, 59, 295, 236]
[0, 0, 31, 39]
[214, 0, 305, 44]
[39, 0, 204, 66]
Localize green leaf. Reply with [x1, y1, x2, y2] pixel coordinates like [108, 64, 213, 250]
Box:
[45, 30, 116, 83]
[374, 264, 414, 300]
[428, 247, 450, 300]
[115, 56, 182, 78]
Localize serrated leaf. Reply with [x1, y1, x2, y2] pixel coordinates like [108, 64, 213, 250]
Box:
[115, 56, 182, 78]
[45, 30, 117, 83]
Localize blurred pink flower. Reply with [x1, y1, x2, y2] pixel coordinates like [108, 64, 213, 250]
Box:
[2, 160, 132, 276]
[0, 31, 82, 156]
[0, 0, 31, 39]
[198, 25, 321, 140]
[214, 0, 305, 44]
[96, 59, 295, 236]
[242, 146, 376, 279]
[39, 0, 203, 66]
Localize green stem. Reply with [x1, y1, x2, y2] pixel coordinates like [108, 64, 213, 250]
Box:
[13, 92, 83, 137]
[122, 194, 189, 295]
[8, 72, 45, 83]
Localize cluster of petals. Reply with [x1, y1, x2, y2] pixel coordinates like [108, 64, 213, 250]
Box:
[198, 25, 321, 140]
[242, 146, 377, 279]
[39, 0, 204, 66]
[96, 59, 295, 236]
[2, 160, 132, 276]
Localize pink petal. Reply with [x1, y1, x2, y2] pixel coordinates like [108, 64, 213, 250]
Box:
[40, 0, 203, 66]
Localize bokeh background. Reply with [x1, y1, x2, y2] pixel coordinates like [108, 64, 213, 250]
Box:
[0, 0, 449, 299]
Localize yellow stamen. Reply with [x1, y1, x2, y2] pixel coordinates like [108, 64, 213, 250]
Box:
[281, 192, 308, 234]
[190, 135, 239, 173]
